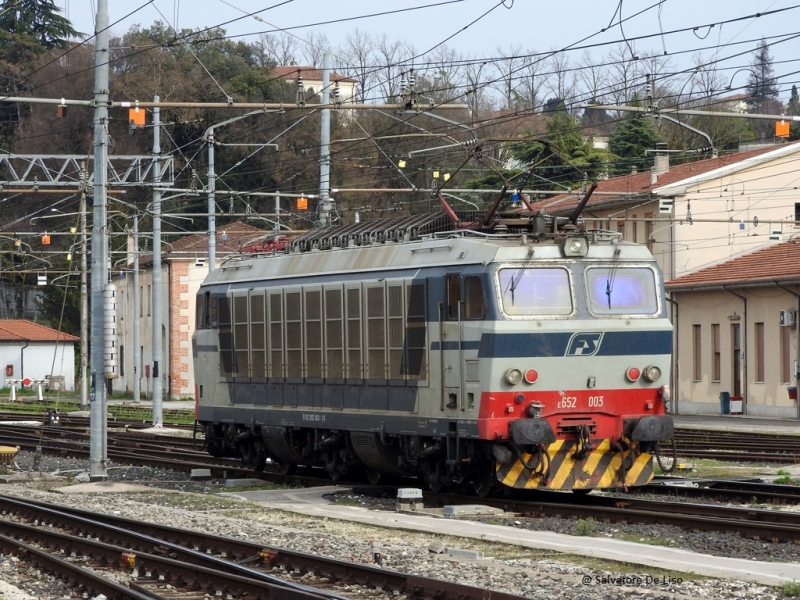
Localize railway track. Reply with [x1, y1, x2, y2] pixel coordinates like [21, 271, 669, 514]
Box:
[0, 494, 524, 600]
[673, 428, 800, 463]
[418, 487, 800, 543]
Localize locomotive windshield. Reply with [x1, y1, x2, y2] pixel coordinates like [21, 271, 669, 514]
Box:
[497, 267, 572, 315]
[585, 266, 659, 315]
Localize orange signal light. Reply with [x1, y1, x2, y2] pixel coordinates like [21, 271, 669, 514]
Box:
[297, 197, 308, 211]
[41, 233, 51, 245]
[129, 108, 146, 127]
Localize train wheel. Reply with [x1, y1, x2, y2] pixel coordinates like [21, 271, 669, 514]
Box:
[272, 461, 295, 476]
[472, 468, 496, 498]
[366, 469, 382, 485]
[572, 488, 593, 495]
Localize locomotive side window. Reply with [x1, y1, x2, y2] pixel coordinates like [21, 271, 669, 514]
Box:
[367, 286, 387, 380]
[585, 267, 658, 315]
[269, 292, 284, 378]
[305, 289, 323, 379]
[286, 290, 303, 379]
[388, 284, 404, 381]
[447, 274, 460, 319]
[233, 295, 249, 377]
[346, 287, 362, 380]
[404, 282, 427, 380]
[250, 293, 266, 379]
[217, 295, 234, 377]
[464, 276, 485, 320]
[498, 268, 572, 316]
[325, 288, 344, 380]
[195, 293, 207, 330]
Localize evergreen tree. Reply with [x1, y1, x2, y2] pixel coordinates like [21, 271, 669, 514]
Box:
[0, 0, 82, 56]
[746, 39, 779, 103]
[789, 85, 800, 116]
[609, 111, 660, 174]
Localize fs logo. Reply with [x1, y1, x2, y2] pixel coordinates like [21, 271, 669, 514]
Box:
[565, 332, 604, 356]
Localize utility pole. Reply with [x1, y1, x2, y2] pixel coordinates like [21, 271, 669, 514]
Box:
[319, 53, 332, 225]
[207, 128, 216, 272]
[151, 96, 163, 426]
[89, 0, 110, 481]
[132, 215, 141, 404]
[79, 167, 88, 411]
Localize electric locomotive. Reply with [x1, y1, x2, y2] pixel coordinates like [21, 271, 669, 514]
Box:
[193, 197, 673, 494]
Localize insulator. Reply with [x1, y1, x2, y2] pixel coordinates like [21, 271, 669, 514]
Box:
[408, 70, 416, 91]
[103, 283, 118, 379]
[296, 76, 304, 90]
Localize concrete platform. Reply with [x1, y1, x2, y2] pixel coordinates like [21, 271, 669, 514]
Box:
[221, 486, 800, 586]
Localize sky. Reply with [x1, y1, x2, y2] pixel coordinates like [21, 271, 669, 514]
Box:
[60, 0, 800, 101]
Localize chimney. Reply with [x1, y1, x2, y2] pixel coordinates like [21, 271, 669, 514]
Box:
[654, 142, 669, 175]
[650, 167, 658, 186]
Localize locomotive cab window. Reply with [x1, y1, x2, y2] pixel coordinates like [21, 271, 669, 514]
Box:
[585, 266, 658, 315]
[446, 274, 460, 319]
[196, 292, 207, 329]
[497, 267, 572, 316]
[464, 276, 485, 320]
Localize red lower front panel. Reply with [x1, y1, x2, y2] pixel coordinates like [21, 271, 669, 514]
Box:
[476, 389, 664, 441]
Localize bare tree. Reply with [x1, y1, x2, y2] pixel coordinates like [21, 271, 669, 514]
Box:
[544, 50, 576, 109]
[425, 45, 465, 104]
[689, 53, 725, 105]
[518, 52, 547, 111]
[606, 43, 642, 108]
[374, 34, 402, 102]
[257, 32, 299, 66]
[578, 49, 608, 104]
[336, 28, 375, 102]
[301, 31, 331, 68]
[491, 45, 524, 109]
[464, 58, 492, 117]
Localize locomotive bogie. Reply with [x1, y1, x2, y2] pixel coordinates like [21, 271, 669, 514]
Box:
[193, 228, 673, 492]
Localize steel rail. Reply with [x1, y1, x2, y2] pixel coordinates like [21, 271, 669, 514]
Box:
[0, 494, 525, 600]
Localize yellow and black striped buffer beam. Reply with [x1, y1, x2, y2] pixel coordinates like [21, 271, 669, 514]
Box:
[496, 439, 655, 490]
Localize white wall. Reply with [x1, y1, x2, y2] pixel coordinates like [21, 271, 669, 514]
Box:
[0, 342, 76, 391]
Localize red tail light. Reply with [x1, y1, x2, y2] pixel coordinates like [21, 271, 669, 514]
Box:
[626, 367, 641, 382]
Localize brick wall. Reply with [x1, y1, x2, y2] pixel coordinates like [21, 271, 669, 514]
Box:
[169, 261, 191, 397]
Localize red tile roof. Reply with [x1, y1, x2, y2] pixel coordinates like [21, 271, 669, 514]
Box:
[0, 320, 79, 342]
[532, 145, 788, 214]
[272, 65, 357, 83]
[138, 222, 269, 265]
[666, 240, 800, 290]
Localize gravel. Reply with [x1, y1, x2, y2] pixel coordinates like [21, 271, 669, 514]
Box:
[0, 450, 792, 600]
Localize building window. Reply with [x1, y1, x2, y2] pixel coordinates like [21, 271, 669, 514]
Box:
[711, 323, 721, 382]
[693, 324, 701, 381]
[755, 322, 765, 382]
[147, 284, 151, 317]
[645, 213, 654, 253]
[631, 215, 638, 243]
[795, 202, 800, 227]
[119, 345, 124, 378]
[781, 324, 792, 383]
[616, 220, 625, 240]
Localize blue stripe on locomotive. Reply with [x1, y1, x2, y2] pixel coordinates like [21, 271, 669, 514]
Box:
[431, 330, 672, 357]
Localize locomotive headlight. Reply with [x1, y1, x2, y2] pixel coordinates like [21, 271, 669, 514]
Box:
[643, 365, 662, 383]
[504, 368, 523, 385]
[626, 366, 641, 382]
[563, 236, 588, 257]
